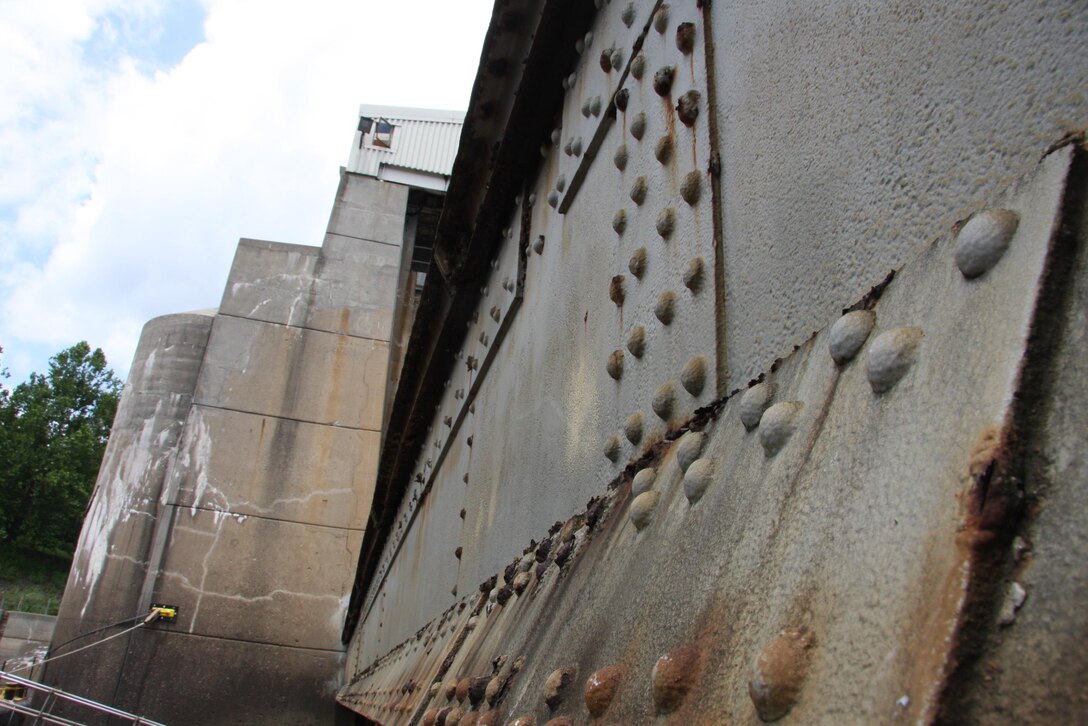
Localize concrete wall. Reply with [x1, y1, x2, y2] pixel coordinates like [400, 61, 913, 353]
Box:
[0, 611, 55, 673]
[48, 172, 408, 724]
[340, 1, 1087, 723]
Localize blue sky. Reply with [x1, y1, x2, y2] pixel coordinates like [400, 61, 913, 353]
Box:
[0, 0, 492, 385]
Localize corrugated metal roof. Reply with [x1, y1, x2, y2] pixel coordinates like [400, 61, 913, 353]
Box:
[347, 105, 464, 182]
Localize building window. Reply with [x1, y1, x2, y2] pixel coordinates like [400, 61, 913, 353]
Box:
[371, 120, 395, 149]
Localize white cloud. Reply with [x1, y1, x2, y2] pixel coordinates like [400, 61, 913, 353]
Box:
[0, 0, 492, 383]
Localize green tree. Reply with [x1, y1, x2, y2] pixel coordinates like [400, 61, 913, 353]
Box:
[0, 342, 121, 557]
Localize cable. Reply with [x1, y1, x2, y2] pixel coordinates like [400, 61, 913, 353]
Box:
[45, 612, 147, 654]
[8, 611, 162, 675]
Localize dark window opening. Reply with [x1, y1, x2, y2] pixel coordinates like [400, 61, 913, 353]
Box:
[371, 120, 395, 149]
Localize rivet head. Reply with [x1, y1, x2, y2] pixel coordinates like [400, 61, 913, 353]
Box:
[739, 382, 774, 430]
[547, 190, 559, 208]
[632, 467, 656, 496]
[533, 235, 545, 254]
[607, 349, 624, 380]
[615, 87, 629, 112]
[629, 490, 660, 530]
[653, 4, 670, 34]
[584, 31, 594, 47]
[759, 401, 803, 456]
[556, 174, 566, 192]
[485, 677, 503, 705]
[624, 412, 644, 444]
[550, 128, 561, 145]
[509, 716, 535, 726]
[544, 667, 575, 709]
[675, 22, 696, 54]
[629, 247, 648, 278]
[676, 89, 701, 126]
[613, 209, 627, 235]
[631, 113, 647, 140]
[627, 325, 646, 357]
[512, 570, 532, 594]
[631, 53, 646, 80]
[656, 207, 676, 239]
[568, 72, 577, 88]
[676, 431, 706, 472]
[423, 708, 439, 726]
[614, 144, 629, 171]
[444, 680, 458, 700]
[954, 208, 1019, 278]
[609, 275, 626, 306]
[652, 381, 676, 420]
[652, 643, 700, 713]
[653, 66, 675, 96]
[867, 327, 923, 393]
[604, 434, 621, 462]
[599, 49, 613, 73]
[748, 628, 816, 722]
[610, 48, 624, 70]
[683, 458, 715, 503]
[681, 355, 708, 396]
[680, 171, 702, 205]
[572, 136, 583, 156]
[456, 678, 472, 703]
[584, 664, 623, 718]
[683, 257, 704, 292]
[564, 138, 573, 156]
[490, 305, 501, 322]
[654, 135, 674, 164]
[621, 2, 636, 27]
[590, 95, 602, 116]
[630, 176, 648, 205]
[654, 291, 676, 325]
[828, 310, 876, 364]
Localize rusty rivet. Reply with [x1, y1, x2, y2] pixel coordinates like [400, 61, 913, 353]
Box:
[759, 401, 803, 456]
[624, 412, 644, 444]
[604, 434, 622, 462]
[518, 552, 535, 572]
[739, 381, 774, 430]
[654, 135, 674, 164]
[423, 708, 439, 726]
[456, 678, 472, 703]
[630, 176, 648, 205]
[681, 355, 708, 396]
[652, 381, 676, 420]
[556, 174, 566, 192]
[828, 310, 875, 364]
[469, 676, 489, 706]
[444, 680, 458, 700]
[621, 2, 636, 27]
[509, 717, 536, 726]
[652, 643, 699, 713]
[584, 665, 623, 718]
[655, 291, 676, 325]
[632, 467, 656, 496]
[607, 349, 624, 380]
[445, 708, 465, 725]
[954, 208, 1019, 278]
[684, 258, 705, 292]
[653, 3, 670, 33]
[548, 190, 559, 208]
[513, 570, 532, 594]
[627, 325, 646, 357]
[600, 49, 613, 72]
[676, 89, 701, 126]
[631, 112, 647, 140]
[455, 546, 463, 559]
[631, 53, 646, 80]
[609, 275, 626, 306]
[676, 431, 705, 472]
[656, 207, 676, 239]
[544, 667, 575, 709]
[429, 683, 442, 698]
[867, 327, 923, 393]
[533, 235, 545, 254]
[653, 66, 675, 96]
[675, 22, 696, 54]
[613, 209, 627, 235]
[614, 144, 629, 171]
[748, 628, 816, 722]
[680, 171, 702, 205]
[496, 585, 513, 606]
[477, 713, 499, 726]
[629, 490, 660, 530]
[629, 247, 648, 279]
[615, 87, 630, 112]
[461, 713, 481, 726]
[610, 47, 624, 70]
[485, 677, 503, 705]
[683, 458, 715, 503]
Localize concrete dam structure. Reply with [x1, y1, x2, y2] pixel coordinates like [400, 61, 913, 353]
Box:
[40, 1, 1087, 724]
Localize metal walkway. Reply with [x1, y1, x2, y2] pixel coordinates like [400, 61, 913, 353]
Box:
[0, 670, 165, 726]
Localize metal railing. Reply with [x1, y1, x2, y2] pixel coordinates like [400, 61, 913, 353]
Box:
[0, 670, 166, 726]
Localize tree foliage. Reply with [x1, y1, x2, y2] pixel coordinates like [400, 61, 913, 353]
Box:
[0, 343, 122, 557]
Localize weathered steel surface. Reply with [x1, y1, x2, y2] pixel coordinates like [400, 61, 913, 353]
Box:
[341, 146, 1083, 722]
[341, 0, 1088, 722]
